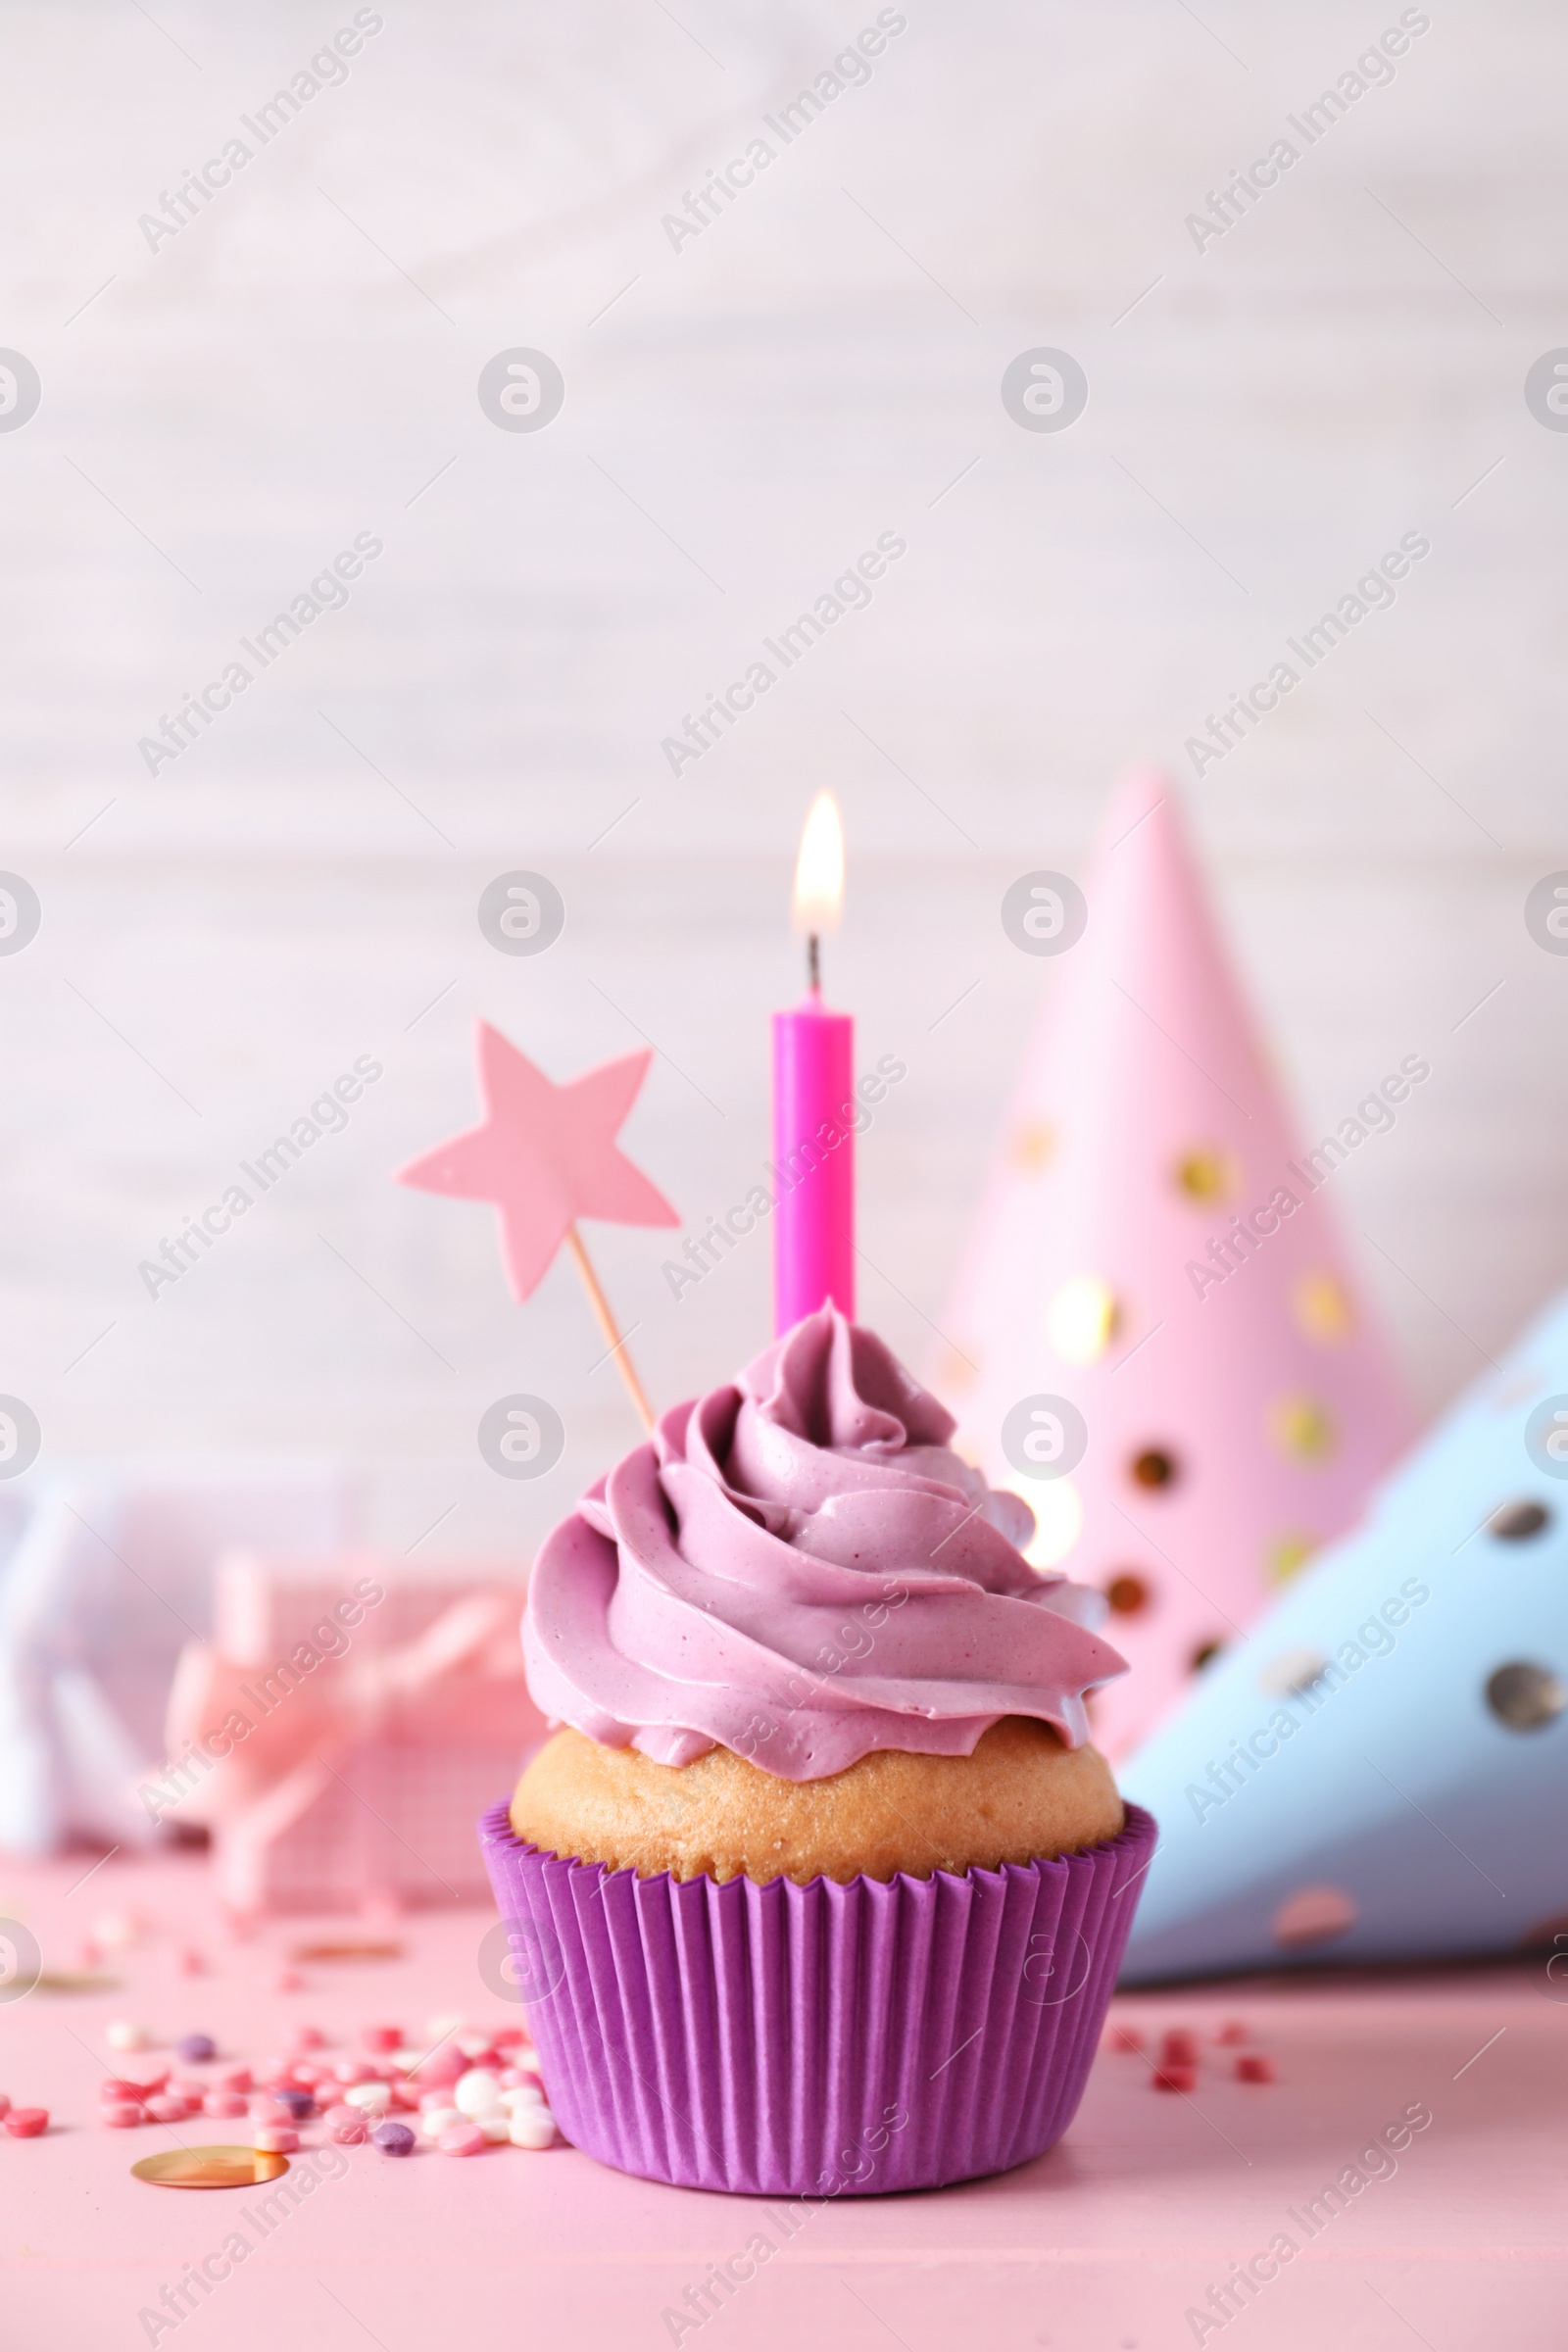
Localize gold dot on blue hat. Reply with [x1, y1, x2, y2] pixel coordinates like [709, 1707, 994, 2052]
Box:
[1487, 1499, 1550, 1542]
[1257, 1646, 1330, 1698]
[1485, 1662, 1566, 1731]
[1047, 1275, 1118, 1363]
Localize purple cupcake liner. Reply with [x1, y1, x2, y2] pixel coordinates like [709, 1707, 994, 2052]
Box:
[478, 1798, 1156, 2196]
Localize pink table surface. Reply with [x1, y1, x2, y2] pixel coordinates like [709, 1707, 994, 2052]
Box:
[0, 1849, 1562, 2352]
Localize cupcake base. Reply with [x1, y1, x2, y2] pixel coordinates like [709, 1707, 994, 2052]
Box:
[478, 1799, 1156, 2196]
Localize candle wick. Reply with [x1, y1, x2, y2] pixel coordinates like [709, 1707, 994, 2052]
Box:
[808, 932, 820, 993]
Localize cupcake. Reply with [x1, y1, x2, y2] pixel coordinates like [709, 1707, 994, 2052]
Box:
[480, 1305, 1156, 2195]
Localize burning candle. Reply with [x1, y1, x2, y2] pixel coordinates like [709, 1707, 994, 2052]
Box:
[771, 794, 855, 1333]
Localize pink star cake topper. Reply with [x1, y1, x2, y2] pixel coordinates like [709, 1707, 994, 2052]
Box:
[395, 1023, 678, 1429]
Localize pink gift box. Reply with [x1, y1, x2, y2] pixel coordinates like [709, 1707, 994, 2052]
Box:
[165, 1554, 546, 1913]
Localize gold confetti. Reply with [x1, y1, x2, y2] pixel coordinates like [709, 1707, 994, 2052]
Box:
[132, 2146, 290, 2189]
[290, 1938, 404, 1963]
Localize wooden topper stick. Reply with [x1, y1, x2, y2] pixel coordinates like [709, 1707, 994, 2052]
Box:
[564, 1226, 656, 1435]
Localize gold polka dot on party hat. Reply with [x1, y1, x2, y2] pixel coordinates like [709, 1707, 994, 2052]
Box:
[1268, 1396, 1336, 1463]
[1173, 1147, 1237, 1203]
[1010, 1121, 1054, 1173]
[1293, 1271, 1353, 1345]
[1047, 1274, 1118, 1363]
[1265, 1532, 1319, 1585]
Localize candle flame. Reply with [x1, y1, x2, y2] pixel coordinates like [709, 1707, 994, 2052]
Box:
[792, 792, 845, 935]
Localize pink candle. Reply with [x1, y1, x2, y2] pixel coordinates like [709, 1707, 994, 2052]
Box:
[772, 795, 854, 1333]
[771, 993, 855, 1331]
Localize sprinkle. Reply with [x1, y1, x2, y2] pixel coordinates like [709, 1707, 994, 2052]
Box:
[412, 2045, 466, 2088]
[1214, 2022, 1250, 2045]
[1152, 2067, 1196, 2093]
[1105, 2025, 1144, 2053]
[500, 2084, 544, 2113]
[362, 2025, 403, 2053]
[508, 2106, 557, 2150]
[371, 2121, 415, 2157]
[438, 2122, 486, 2156]
[1237, 2053, 1276, 2083]
[274, 2088, 315, 2121]
[343, 2083, 392, 2114]
[248, 2097, 297, 2128]
[145, 2095, 194, 2123]
[203, 2093, 249, 2119]
[213, 2065, 252, 2094]
[324, 2107, 368, 2144]
[253, 2126, 299, 2154]
[418, 2106, 463, 2140]
[1159, 2030, 1198, 2069]
[105, 2021, 151, 2053]
[479, 2115, 512, 2143]
[287, 2024, 326, 2051]
[5, 2108, 48, 2137]
[102, 2101, 145, 2129]
[454, 2069, 504, 2119]
[174, 2034, 216, 2066]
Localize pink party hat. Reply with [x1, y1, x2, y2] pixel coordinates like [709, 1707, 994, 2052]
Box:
[940, 769, 1415, 1758]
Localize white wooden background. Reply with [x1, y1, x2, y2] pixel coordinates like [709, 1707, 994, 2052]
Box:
[2, 0, 1565, 1560]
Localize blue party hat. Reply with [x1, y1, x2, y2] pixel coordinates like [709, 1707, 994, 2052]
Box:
[1119, 1291, 1568, 1981]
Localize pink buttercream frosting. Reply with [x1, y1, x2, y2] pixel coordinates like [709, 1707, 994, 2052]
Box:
[522, 1306, 1127, 1781]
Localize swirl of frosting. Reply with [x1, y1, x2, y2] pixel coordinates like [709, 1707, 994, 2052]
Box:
[523, 1305, 1127, 1780]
